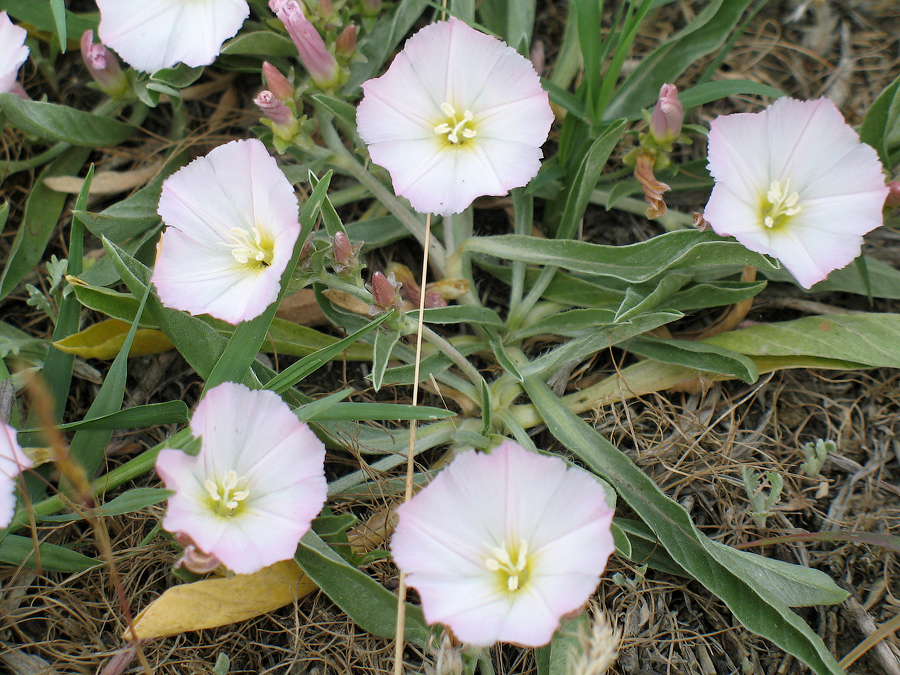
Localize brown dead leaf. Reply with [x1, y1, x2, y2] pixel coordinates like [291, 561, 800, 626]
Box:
[275, 289, 328, 327]
[43, 162, 162, 196]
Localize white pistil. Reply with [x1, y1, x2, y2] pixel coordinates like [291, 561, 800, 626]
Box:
[485, 539, 529, 593]
[224, 226, 273, 267]
[434, 102, 477, 145]
[205, 470, 250, 515]
[763, 179, 802, 229]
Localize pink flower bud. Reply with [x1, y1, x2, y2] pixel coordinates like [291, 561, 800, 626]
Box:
[262, 61, 294, 101]
[269, 0, 341, 89]
[317, 0, 335, 20]
[255, 90, 294, 127]
[371, 271, 402, 312]
[649, 83, 683, 144]
[335, 25, 357, 58]
[330, 231, 362, 274]
[80, 30, 129, 97]
[886, 180, 900, 209]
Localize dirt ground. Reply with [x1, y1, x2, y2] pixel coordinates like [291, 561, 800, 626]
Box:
[2, 1, 900, 673]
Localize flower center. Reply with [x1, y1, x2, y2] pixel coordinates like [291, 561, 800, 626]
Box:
[204, 470, 250, 517]
[434, 102, 477, 146]
[224, 226, 274, 269]
[761, 179, 802, 229]
[485, 538, 531, 593]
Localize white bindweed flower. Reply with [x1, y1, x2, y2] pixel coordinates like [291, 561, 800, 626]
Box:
[356, 18, 554, 216]
[0, 11, 29, 96]
[155, 382, 327, 575]
[1, 422, 33, 529]
[152, 139, 301, 324]
[96, 0, 249, 73]
[704, 97, 889, 289]
[391, 440, 615, 647]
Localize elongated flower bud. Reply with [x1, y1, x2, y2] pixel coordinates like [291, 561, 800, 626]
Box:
[255, 90, 294, 127]
[262, 61, 294, 101]
[649, 83, 683, 144]
[317, 0, 335, 19]
[335, 25, 357, 58]
[370, 271, 402, 313]
[80, 30, 129, 97]
[269, 0, 340, 89]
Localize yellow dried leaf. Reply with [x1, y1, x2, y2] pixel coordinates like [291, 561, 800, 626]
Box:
[126, 561, 317, 641]
[53, 319, 173, 359]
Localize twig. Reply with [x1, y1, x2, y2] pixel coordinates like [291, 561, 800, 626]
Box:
[394, 212, 432, 675]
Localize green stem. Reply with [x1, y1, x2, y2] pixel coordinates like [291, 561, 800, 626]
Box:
[1, 143, 69, 175]
[421, 324, 486, 392]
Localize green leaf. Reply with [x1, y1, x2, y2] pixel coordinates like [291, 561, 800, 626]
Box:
[678, 80, 784, 113]
[221, 31, 298, 57]
[604, 0, 756, 120]
[548, 612, 590, 675]
[613, 518, 688, 577]
[67, 284, 153, 477]
[293, 531, 431, 646]
[49, 0, 67, 51]
[150, 64, 204, 89]
[371, 323, 403, 391]
[21, 401, 188, 434]
[511, 308, 617, 339]
[627, 336, 759, 384]
[505, 0, 535, 55]
[311, 94, 357, 128]
[345, 0, 429, 89]
[572, 0, 603, 117]
[37, 488, 172, 522]
[0, 94, 135, 147]
[763, 255, 900, 299]
[0, 535, 100, 572]
[524, 377, 846, 675]
[0, 146, 90, 302]
[1, 0, 96, 38]
[860, 72, 900, 165]
[522, 310, 682, 379]
[702, 314, 900, 369]
[406, 305, 504, 328]
[556, 121, 627, 240]
[266, 318, 374, 360]
[463, 229, 778, 284]
[266, 314, 389, 394]
[302, 401, 455, 422]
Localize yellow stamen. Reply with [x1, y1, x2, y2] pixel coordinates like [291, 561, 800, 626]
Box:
[223, 226, 274, 268]
[485, 539, 530, 594]
[204, 470, 250, 516]
[434, 102, 477, 146]
[762, 179, 802, 229]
